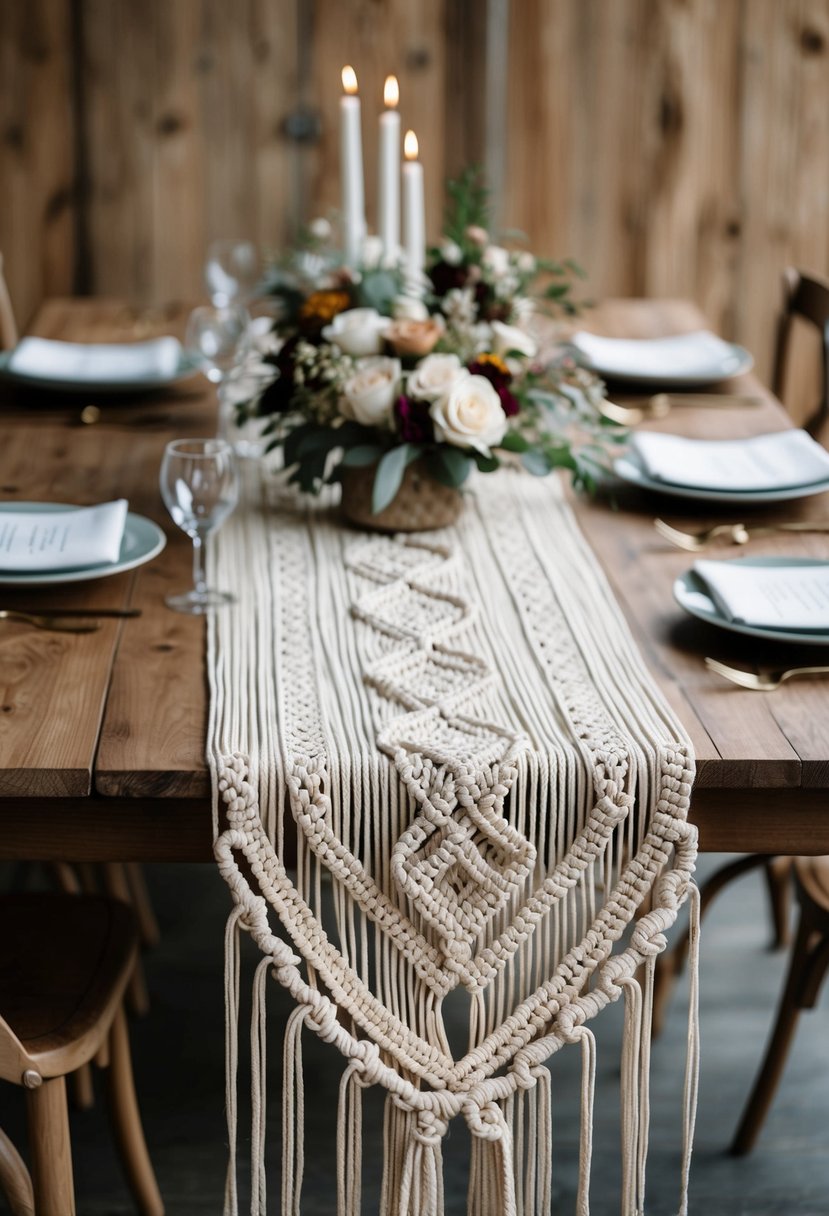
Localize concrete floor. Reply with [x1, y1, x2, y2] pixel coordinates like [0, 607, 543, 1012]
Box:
[2, 855, 828, 1215]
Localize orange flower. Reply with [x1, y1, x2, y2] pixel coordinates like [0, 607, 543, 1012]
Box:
[299, 290, 351, 324]
[383, 317, 444, 358]
[472, 352, 510, 377]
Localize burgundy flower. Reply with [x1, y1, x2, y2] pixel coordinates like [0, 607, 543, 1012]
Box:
[394, 394, 433, 444]
[428, 259, 470, 298]
[468, 355, 520, 417]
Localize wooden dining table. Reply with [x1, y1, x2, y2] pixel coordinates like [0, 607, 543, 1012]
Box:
[1, 296, 828, 864]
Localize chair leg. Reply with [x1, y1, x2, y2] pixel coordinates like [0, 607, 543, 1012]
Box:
[124, 864, 161, 948]
[70, 1062, 96, 1111]
[763, 856, 793, 948]
[730, 910, 826, 1156]
[24, 1075, 75, 1216]
[0, 1127, 34, 1216]
[104, 1005, 164, 1216]
[101, 864, 151, 1016]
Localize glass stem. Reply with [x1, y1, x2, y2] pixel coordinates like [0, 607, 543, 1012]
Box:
[192, 534, 208, 596]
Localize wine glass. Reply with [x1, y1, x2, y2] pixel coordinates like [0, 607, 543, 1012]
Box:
[159, 439, 239, 614]
[204, 239, 261, 307]
[185, 303, 251, 386]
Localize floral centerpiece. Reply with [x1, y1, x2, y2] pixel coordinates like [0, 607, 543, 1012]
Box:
[232, 172, 619, 527]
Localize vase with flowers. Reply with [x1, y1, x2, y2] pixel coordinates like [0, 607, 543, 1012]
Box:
[230, 171, 620, 530]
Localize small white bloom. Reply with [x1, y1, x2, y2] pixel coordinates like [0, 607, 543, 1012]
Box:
[430, 372, 507, 455]
[392, 294, 430, 321]
[439, 239, 463, 266]
[340, 356, 401, 427]
[465, 225, 489, 247]
[360, 234, 384, 269]
[482, 245, 510, 278]
[441, 287, 477, 327]
[322, 307, 387, 357]
[491, 320, 538, 360]
[407, 353, 464, 403]
[308, 216, 332, 241]
[515, 251, 536, 274]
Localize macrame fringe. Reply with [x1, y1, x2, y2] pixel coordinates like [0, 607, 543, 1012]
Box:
[250, 956, 271, 1215]
[281, 1006, 308, 1216]
[337, 1063, 366, 1216]
[678, 881, 701, 1216]
[224, 907, 243, 1216]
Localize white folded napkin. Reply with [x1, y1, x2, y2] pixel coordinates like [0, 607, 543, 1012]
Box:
[631, 429, 829, 492]
[571, 330, 742, 378]
[694, 559, 829, 631]
[8, 336, 182, 383]
[0, 501, 128, 572]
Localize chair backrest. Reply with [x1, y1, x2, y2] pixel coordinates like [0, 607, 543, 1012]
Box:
[0, 254, 18, 350]
[772, 267, 829, 436]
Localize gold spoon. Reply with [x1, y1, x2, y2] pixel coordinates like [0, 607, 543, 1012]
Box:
[705, 657, 829, 691]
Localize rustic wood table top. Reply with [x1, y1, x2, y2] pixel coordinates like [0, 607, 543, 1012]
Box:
[1, 296, 827, 862]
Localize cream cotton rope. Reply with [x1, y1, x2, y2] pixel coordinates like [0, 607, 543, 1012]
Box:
[209, 465, 699, 1215]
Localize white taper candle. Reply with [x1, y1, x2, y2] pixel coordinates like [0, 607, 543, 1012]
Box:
[378, 75, 400, 263]
[340, 66, 365, 267]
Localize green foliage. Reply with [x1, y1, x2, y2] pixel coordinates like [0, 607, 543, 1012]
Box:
[443, 167, 491, 249]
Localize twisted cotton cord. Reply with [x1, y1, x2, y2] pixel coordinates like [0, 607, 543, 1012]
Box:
[573, 1027, 596, 1216]
[336, 1063, 367, 1216]
[678, 881, 701, 1216]
[223, 907, 244, 1216]
[619, 976, 643, 1216]
[281, 1006, 308, 1216]
[250, 956, 271, 1215]
[637, 955, 656, 1216]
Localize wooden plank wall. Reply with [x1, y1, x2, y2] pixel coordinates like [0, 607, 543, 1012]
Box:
[1, 0, 827, 381]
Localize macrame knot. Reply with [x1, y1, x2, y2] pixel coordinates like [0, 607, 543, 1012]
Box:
[413, 1109, 449, 1146]
[463, 1098, 507, 1142]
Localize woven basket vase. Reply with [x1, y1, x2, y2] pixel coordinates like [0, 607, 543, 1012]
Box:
[340, 459, 463, 532]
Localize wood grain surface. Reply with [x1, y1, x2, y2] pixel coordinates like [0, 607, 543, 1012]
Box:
[2, 297, 829, 860]
[3, 1, 829, 381]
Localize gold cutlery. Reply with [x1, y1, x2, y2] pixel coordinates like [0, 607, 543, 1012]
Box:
[654, 518, 829, 551]
[601, 392, 764, 426]
[0, 609, 101, 633]
[705, 656, 829, 691]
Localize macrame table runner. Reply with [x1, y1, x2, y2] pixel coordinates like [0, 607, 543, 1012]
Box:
[209, 467, 699, 1216]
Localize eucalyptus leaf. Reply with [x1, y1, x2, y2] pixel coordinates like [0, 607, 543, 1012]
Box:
[341, 444, 383, 468]
[500, 431, 530, 453]
[357, 269, 400, 316]
[428, 447, 474, 488]
[521, 449, 552, 477]
[372, 444, 414, 514]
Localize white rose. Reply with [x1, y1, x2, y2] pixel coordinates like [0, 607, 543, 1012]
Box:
[340, 357, 400, 427]
[490, 320, 538, 360]
[322, 308, 386, 357]
[392, 294, 429, 321]
[308, 216, 332, 241]
[482, 245, 510, 278]
[360, 234, 384, 269]
[439, 239, 463, 266]
[430, 372, 507, 456]
[407, 353, 464, 403]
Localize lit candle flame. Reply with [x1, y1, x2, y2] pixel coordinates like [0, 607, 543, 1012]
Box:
[384, 75, 399, 108]
[404, 130, 419, 161]
[342, 65, 358, 95]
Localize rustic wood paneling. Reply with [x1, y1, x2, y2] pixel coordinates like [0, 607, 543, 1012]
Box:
[0, 0, 75, 331]
[1, 0, 828, 383]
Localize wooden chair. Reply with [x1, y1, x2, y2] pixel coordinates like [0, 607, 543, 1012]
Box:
[0, 893, 164, 1215]
[731, 856, 829, 1155]
[0, 253, 18, 349]
[772, 266, 829, 434]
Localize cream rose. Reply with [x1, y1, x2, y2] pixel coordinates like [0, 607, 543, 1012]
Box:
[392, 294, 429, 321]
[322, 308, 386, 357]
[382, 317, 444, 358]
[340, 357, 401, 427]
[429, 372, 508, 455]
[490, 320, 538, 360]
[406, 353, 464, 403]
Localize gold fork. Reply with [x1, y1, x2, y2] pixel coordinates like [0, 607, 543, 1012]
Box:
[600, 392, 764, 426]
[0, 609, 100, 633]
[654, 518, 829, 551]
[705, 656, 829, 691]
